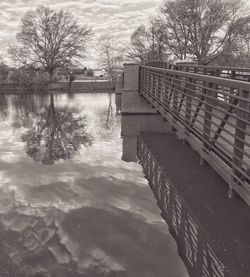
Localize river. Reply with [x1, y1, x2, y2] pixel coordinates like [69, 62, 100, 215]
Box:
[0, 92, 188, 277]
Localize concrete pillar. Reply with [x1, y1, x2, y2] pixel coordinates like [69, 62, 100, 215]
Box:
[115, 72, 124, 94]
[123, 63, 140, 91]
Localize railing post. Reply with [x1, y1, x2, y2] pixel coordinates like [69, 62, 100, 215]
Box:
[173, 74, 179, 128]
[185, 77, 194, 135]
[138, 65, 142, 94]
[153, 71, 157, 103]
[163, 71, 170, 118]
[201, 81, 217, 165]
[231, 70, 236, 79]
[228, 70, 236, 104]
[231, 89, 249, 192]
[158, 70, 163, 105]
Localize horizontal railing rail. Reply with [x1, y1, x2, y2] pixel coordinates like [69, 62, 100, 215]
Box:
[147, 61, 250, 82]
[139, 65, 250, 204]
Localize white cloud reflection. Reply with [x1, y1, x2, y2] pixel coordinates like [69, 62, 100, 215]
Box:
[0, 93, 188, 277]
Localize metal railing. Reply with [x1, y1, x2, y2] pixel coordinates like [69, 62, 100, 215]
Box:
[139, 65, 250, 204]
[147, 61, 250, 82]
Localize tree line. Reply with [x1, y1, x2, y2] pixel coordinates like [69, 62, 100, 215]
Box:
[5, 0, 250, 82]
[128, 0, 250, 66]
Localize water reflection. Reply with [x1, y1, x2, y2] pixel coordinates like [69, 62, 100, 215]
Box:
[105, 93, 114, 130]
[115, 93, 122, 115]
[13, 94, 93, 165]
[121, 113, 173, 162]
[12, 93, 49, 128]
[0, 92, 188, 277]
[0, 94, 9, 119]
[137, 134, 250, 277]
[137, 138, 224, 276]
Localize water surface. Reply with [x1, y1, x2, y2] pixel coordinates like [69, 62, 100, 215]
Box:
[0, 92, 188, 277]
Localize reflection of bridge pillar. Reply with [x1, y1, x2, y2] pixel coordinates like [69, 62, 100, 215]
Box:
[122, 136, 137, 162]
[121, 114, 173, 162]
[115, 94, 121, 114]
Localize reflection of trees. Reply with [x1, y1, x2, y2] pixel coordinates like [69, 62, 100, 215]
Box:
[93, 93, 120, 141]
[105, 93, 114, 130]
[0, 94, 9, 119]
[20, 94, 93, 165]
[12, 93, 49, 128]
[67, 90, 75, 100]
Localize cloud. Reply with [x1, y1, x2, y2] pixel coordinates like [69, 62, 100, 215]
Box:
[0, 0, 163, 66]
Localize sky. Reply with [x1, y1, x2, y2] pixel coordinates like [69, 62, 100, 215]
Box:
[0, 0, 163, 67]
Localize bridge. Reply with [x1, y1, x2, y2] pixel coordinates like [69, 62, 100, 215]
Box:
[118, 62, 250, 204]
[117, 62, 250, 277]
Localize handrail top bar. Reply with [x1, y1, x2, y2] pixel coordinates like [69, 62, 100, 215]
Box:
[141, 65, 250, 91]
[177, 65, 250, 72]
[148, 60, 250, 72]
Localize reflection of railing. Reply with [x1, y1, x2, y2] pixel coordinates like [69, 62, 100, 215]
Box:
[147, 61, 250, 82]
[139, 65, 250, 204]
[137, 136, 234, 277]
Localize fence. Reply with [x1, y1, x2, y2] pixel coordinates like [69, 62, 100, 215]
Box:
[139, 65, 250, 204]
[147, 61, 250, 82]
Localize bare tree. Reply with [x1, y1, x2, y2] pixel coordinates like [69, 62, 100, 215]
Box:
[215, 15, 250, 66]
[127, 25, 151, 63]
[161, 0, 248, 64]
[9, 6, 91, 80]
[0, 58, 9, 81]
[149, 18, 169, 61]
[128, 19, 168, 64]
[97, 32, 125, 82]
[160, 1, 191, 61]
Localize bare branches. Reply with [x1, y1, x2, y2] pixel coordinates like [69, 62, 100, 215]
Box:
[97, 32, 125, 82]
[127, 20, 169, 64]
[157, 0, 249, 64]
[9, 6, 92, 77]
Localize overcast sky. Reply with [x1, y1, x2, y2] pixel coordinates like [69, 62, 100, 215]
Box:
[0, 0, 163, 67]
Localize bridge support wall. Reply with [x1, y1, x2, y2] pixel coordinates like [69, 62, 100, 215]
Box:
[123, 64, 139, 91]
